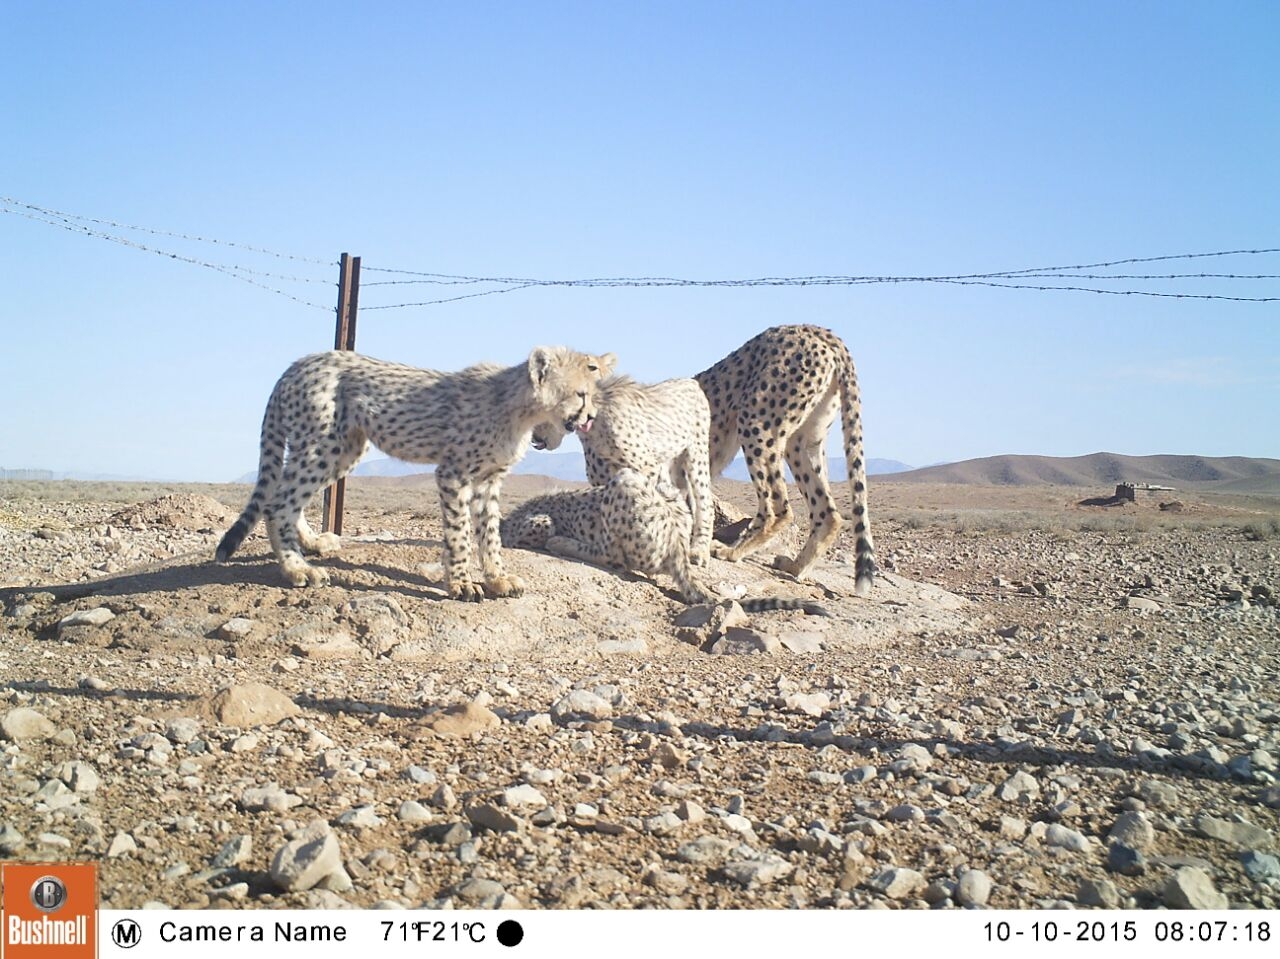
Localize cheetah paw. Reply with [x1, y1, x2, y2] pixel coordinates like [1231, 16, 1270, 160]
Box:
[313, 532, 342, 555]
[484, 574, 525, 599]
[449, 580, 487, 603]
[283, 559, 330, 588]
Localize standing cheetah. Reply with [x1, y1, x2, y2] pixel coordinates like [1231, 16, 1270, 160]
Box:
[215, 347, 615, 600]
[695, 325, 876, 595]
[501, 468, 824, 613]
[533, 376, 714, 565]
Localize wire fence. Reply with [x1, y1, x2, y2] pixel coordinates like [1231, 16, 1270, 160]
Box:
[5, 195, 1279, 311]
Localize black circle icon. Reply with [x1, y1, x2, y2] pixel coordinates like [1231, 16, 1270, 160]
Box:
[112, 919, 143, 949]
[496, 920, 524, 947]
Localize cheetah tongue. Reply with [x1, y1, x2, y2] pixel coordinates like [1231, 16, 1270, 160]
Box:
[576, 418, 593, 434]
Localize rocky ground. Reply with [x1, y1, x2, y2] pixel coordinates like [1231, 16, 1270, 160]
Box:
[1, 477, 1278, 911]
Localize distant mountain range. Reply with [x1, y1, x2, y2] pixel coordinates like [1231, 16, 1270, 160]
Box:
[235, 454, 916, 485]
[883, 452, 1280, 494]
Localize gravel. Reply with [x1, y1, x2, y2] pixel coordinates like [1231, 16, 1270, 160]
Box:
[0, 480, 1277, 910]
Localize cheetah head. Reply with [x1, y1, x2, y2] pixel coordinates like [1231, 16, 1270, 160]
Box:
[528, 347, 616, 451]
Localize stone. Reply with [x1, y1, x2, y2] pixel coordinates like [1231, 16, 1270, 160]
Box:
[722, 856, 793, 886]
[165, 718, 201, 744]
[1042, 823, 1092, 852]
[208, 684, 299, 727]
[1107, 842, 1147, 877]
[868, 866, 925, 900]
[1240, 851, 1280, 882]
[465, 803, 523, 833]
[1164, 867, 1228, 910]
[675, 835, 739, 865]
[1124, 597, 1161, 612]
[997, 770, 1040, 803]
[998, 816, 1028, 840]
[1, 707, 56, 741]
[782, 691, 830, 717]
[891, 743, 934, 775]
[551, 690, 613, 722]
[58, 607, 115, 629]
[1193, 814, 1272, 848]
[1108, 811, 1155, 851]
[57, 761, 100, 794]
[502, 784, 547, 808]
[422, 702, 501, 738]
[240, 785, 302, 813]
[336, 805, 383, 829]
[107, 833, 137, 858]
[397, 801, 432, 823]
[269, 820, 344, 892]
[778, 632, 825, 654]
[216, 618, 255, 640]
[0, 824, 24, 854]
[211, 835, 252, 868]
[709, 627, 781, 656]
[956, 869, 992, 907]
[1078, 878, 1121, 908]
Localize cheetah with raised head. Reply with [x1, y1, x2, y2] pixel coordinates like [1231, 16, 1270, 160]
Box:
[695, 325, 876, 595]
[532, 375, 714, 565]
[216, 347, 615, 600]
[501, 468, 825, 614]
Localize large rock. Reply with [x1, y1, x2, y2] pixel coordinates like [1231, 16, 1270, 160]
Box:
[422, 702, 501, 738]
[269, 820, 344, 892]
[1, 708, 56, 741]
[1164, 867, 1229, 910]
[208, 684, 299, 727]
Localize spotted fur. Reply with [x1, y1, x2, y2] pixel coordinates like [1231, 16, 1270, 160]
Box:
[216, 347, 615, 599]
[535, 376, 713, 565]
[501, 468, 825, 614]
[695, 325, 876, 595]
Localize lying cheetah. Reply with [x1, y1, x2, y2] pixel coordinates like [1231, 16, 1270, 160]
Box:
[216, 347, 615, 599]
[695, 325, 876, 595]
[533, 376, 713, 565]
[501, 469, 825, 614]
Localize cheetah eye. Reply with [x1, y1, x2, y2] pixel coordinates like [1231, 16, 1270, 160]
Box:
[587, 363, 598, 372]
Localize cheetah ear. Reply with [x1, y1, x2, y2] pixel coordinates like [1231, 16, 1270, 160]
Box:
[590, 352, 618, 377]
[528, 346, 557, 387]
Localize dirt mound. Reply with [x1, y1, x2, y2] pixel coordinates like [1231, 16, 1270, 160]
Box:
[108, 493, 237, 531]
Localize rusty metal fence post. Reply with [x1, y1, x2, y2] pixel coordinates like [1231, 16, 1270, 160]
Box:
[322, 253, 361, 534]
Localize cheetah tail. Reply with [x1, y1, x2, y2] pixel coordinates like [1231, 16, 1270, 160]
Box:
[215, 383, 285, 562]
[739, 597, 831, 616]
[835, 344, 877, 597]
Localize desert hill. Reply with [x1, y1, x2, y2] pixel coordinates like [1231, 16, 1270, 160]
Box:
[884, 452, 1280, 494]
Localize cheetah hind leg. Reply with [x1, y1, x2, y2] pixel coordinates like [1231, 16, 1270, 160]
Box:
[297, 516, 342, 556]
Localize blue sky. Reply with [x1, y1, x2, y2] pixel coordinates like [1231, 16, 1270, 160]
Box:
[3, 1, 1277, 481]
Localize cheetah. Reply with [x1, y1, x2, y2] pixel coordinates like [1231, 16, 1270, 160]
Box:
[694, 325, 876, 595]
[216, 347, 615, 599]
[532, 376, 713, 565]
[501, 468, 825, 614]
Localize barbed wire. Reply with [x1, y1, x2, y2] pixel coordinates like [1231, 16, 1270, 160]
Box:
[0, 196, 334, 266]
[6, 195, 1277, 308]
[359, 248, 1280, 305]
[1, 200, 333, 311]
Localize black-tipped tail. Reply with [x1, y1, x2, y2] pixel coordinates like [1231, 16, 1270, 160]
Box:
[854, 542, 877, 597]
[215, 519, 251, 562]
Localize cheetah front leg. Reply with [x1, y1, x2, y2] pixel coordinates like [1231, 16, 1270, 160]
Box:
[437, 467, 485, 602]
[474, 477, 524, 598]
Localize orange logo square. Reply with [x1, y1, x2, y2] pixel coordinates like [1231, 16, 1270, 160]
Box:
[1, 862, 97, 959]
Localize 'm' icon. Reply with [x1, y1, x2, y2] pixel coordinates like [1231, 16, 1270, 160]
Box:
[112, 919, 142, 949]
